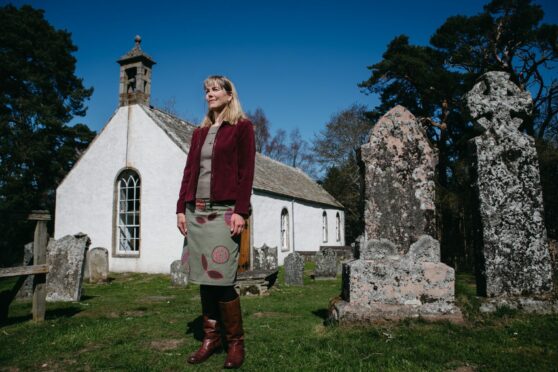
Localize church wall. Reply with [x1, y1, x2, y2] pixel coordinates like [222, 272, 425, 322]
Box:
[55, 107, 128, 250]
[56, 105, 345, 273]
[251, 191, 345, 266]
[56, 105, 187, 274]
[109, 105, 186, 273]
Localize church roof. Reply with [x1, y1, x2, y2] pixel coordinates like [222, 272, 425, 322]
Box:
[143, 105, 343, 209]
[143, 106, 195, 153]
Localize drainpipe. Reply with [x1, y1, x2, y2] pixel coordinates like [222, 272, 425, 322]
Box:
[291, 199, 295, 252]
[126, 105, 132, 166]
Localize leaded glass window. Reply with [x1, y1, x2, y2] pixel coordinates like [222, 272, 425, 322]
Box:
[336, 212, 341, 242]
[322, 211, 328, 243]
[116, 170, 140, 254]
[281, 208, 290, 252]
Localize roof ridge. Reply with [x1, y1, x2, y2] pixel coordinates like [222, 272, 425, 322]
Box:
[256, 152, 307, 175]
[255, 152, 342, 208]
[146, 105, 197, 128]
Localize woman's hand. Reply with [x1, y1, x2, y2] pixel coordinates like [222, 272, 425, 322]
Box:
[177, 213, 187, 236]
[230, 213, 245, 236]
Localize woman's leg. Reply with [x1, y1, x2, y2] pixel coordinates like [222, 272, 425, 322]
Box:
[187, 285, 223, 364]
[217, 286, 244, 369]
[200, 285, 221, 320]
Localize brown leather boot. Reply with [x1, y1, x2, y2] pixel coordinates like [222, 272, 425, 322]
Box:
[219, 297, 245, 369]
[187, 316, 222, 364]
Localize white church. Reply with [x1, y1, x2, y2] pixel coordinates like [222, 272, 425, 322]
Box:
[54, 38, 345, 274]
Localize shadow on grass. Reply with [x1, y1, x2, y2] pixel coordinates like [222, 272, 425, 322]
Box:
[84, 277, 116, 284]
[0, 274, 29, 323]
[0, 306, 82, 327]
[80, 295, 98, 301]
[1, 276, 96, 326]
[186, 315, 204, 341]
[312, 308, 329, 320]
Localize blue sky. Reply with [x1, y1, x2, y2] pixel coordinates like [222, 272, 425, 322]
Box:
[6, 0, 558, 140]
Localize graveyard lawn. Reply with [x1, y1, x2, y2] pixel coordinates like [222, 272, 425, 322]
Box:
[1, 268, 557, 371]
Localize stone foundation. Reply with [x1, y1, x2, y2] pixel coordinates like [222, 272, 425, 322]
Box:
[479, 296, 558, 314]
[331, 236, 462, 324]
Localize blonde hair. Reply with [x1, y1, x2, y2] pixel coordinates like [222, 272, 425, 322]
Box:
[201, 75, 246, 127]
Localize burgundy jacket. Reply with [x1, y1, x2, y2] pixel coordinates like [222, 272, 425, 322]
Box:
[175, 118, 256, 217]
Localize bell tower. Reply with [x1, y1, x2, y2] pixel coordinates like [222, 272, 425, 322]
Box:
[117, 35, 156, 106]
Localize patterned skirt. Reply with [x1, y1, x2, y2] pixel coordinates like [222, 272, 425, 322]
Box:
[181, 202, 240, 286]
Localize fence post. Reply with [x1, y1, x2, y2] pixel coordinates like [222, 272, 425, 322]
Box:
[28, 210, 50, 322]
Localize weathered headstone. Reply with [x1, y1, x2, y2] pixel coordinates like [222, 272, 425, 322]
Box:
[331, 106, 461, 324]
[16, 242, 34, 298]
[253, 244, 278, 271]
[549, 239, 558, 277]
[46, 233, 90, 302]
[333, 235, 461, 323]
[360, 105, 437, 252]
[352, 234, 366, 259]
[170, 260, 188, 287]
[464, 71, 554, 298]
[284, 252, 304, 286]
[313, 248, 337, 279]
[86, 247, 109, 284]
[235, 269, 278, 296]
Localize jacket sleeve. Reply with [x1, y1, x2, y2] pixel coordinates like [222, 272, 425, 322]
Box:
[234, 119, 256, 217]
[176, 129, 199, 214]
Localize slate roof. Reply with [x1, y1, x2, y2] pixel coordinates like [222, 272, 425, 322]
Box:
[143, 106, 195, 153]
[142, 105, 343, 209]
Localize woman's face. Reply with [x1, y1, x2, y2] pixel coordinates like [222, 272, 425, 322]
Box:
[205, 83, 232, 113]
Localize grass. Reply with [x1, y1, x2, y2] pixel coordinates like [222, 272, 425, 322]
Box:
[0, 267, 557, 371]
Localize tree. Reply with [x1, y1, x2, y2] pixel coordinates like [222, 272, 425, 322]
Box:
[429, 0, 558, 138]
[313, 105, 372, 245]
[360, 0, 558, 171]
[358, 0, 558, 269]
[262, 127, 317, 176]
[286, 128, 316, 177]
[321, 162, 364, 245]
[0, 5, 95, 265]
[246, 107, 270, 153]
[246, 108, 317, 175]
[159, 96, 179, 116]
[264, 128, 287, 162]
[313, 104, 371, 170]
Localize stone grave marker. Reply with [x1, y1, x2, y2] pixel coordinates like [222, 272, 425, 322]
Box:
[86, 247, 109, 284]
[253, 244, 278, 271]
[284, 252, 304, 286]
[360, 105, 437, 252]
[464, 71, 554, 298]
[335, 235, 460, 322]
[170, 260, 188, 287]
[16, 242, 34, 298]
[330, 105, 461, 323]
[313, 248, 337, 279]
[46, 233, 90, 302]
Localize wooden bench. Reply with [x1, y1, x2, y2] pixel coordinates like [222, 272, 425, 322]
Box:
[0, 210, 50, 322]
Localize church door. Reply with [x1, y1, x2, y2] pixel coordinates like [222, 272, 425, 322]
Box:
[238, 216, 251, 272]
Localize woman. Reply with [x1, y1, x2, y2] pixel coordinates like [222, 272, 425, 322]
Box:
[176, 75, 255, 369]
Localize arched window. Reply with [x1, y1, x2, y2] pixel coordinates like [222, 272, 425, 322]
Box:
[116, 169, 141, 254]
[280, 208, 290, 252]
[322, 211, 328, 243]
[336, 212, 341, 242]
